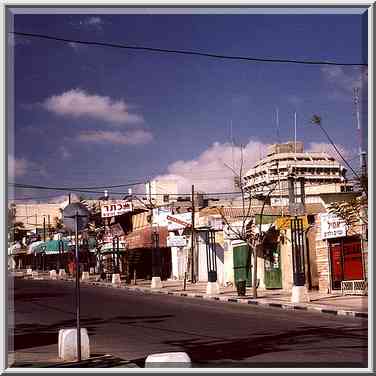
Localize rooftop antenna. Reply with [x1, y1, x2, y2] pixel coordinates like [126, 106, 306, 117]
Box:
[230, 119, 235, 172]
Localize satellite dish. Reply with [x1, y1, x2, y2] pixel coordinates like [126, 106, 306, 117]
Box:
[63, 203, 90, 232]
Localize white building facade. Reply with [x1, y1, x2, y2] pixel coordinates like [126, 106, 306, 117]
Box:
[243, 141, 350, 206]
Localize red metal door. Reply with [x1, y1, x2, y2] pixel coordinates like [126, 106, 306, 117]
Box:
[330, 243, 343, 290]
[343, 241, 363, 280]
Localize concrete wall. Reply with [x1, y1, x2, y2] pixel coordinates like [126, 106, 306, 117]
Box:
[280, 229, 294, 291]
[196, 232, 224, 286]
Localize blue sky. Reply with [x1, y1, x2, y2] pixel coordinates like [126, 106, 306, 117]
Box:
[9, 11, 368, 200]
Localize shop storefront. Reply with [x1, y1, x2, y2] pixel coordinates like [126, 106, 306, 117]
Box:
[329, 236, 363, 290]
[125, 226, 172, 280]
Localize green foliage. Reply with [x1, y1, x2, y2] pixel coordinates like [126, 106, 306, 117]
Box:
[328, 196, 368, 227]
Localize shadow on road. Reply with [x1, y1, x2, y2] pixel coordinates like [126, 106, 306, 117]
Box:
[14, 314, 175, 351]
[162, 325, 368, 367]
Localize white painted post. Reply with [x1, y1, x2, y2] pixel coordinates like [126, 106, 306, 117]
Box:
[151, 276, 162, 289]
[49, 270, 57, 280]
[145, 352, 191, 368]
[291, 285, 310, 303]
[58, 328, 90, 361]
[206, 281, 220, 295]
[59, 269, 66, 279]
[81, 271, 90, 281]
[112, 273, 121, 285]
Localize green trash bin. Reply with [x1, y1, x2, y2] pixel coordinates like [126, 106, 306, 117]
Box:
[236, 280, 246, 296]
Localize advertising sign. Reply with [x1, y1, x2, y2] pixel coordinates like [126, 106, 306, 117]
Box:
[275, 216, 309, 231]
[167, 235, 187, 247]
[110, 223, 125, 237]
[101, 201, 132, 218]
[320, 213, 347, 239]
[167, 213, 192, 231]
[152, 208, 170, 226]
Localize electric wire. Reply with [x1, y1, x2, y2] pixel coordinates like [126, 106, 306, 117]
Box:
[12, 31, 367, 67]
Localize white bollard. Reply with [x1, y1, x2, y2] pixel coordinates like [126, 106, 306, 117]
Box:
[151, 276, 162, 289]
[112, 273, 121, 285]
[59, 269, 66, 279]
[206, 281, 220, 295]
[49, 270, 57, 280]
[81, 271, 90, 281]
[58, 328, 90, 361]
[89, 267, 95, 275]
[291, 285, 310, 304]
[26, 268, 33, 276]
[145, 352, 191, 368]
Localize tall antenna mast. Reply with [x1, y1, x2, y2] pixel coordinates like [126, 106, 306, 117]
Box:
[230, 119, 234, 172]
[353, 87, 367, 191]
[276, 107, 280, 143]
[294, 111, 297, 153]
[353, 88, 362, 169]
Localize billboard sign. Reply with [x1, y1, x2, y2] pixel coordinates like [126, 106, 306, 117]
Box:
[101, 201, 132, 218]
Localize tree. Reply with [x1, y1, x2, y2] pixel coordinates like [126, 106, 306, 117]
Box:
[8, 205, 25, 242]
[328, 195, 368, 233]
[217, 145, 276, 298]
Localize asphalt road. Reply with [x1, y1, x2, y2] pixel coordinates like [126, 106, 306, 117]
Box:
[9, 278, 368, 368]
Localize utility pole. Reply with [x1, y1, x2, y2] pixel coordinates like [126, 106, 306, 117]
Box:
[354, 88, 368, 282]
[43, 216, 46, 242]
[191, 185, 195, 283]
[148, 180, 162, 289]
[48, 215, 51, 239]
[288, 169, 308, 303]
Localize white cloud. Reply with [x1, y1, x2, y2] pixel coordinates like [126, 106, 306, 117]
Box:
[78, 16, 104, 30]
[43, 89, 144, 125]
[155, 140, 270, 193]
[8, 156, 28, 178]
[86, 16, 103, 25]
[306, 142, 353, 161]
[155, 140, 355, 194]
[8, 156, 47, 179]
[67, 42, 86, 51]
[78, 129, 153, 145]
[321, 66, 368, 101]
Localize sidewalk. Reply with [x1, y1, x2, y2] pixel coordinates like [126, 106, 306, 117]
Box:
[81, 276, 368, 319]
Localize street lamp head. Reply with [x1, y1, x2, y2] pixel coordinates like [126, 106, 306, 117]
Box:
[311, 114, 321, 125]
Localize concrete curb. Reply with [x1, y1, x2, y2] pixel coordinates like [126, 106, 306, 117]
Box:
[88, 280, 368, 320]
[30, 277, 368, 320]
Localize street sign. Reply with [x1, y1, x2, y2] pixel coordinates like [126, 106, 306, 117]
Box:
[167, 214, 192, 230]
[101, 201, 132, 218]
[167, 235, 187, 247]
[320, 213, 347, 239]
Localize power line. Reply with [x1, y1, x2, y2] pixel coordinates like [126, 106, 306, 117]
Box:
[12, 31, 367, 67]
